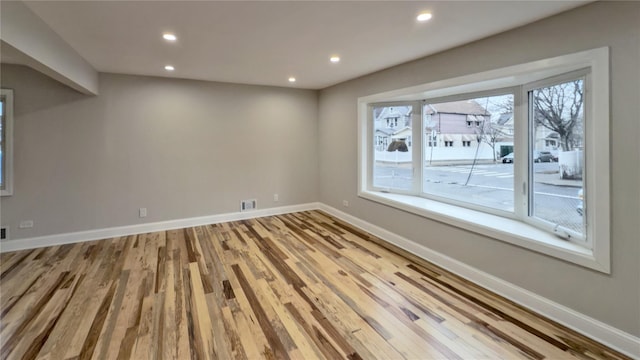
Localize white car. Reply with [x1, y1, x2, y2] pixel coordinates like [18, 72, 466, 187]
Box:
[501, 152, 514, 163]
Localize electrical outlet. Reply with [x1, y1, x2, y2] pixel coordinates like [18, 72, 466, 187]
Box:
[0, 227, 7, 240]
[343, 200, 349, 207]
[139, 208, 147, 218]
[19, 220, 34, 229]
[273, 193, 279, 202]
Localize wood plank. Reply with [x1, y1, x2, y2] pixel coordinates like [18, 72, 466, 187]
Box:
[231, 263, 291, 360]
[187, 262, 216, 359]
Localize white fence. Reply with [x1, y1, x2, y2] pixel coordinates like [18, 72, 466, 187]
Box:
[375, 143, 498, 164]
[559, 150, 583, 179]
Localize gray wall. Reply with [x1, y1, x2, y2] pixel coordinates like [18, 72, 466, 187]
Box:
[0, 65, 318, 238]
[318, 2, 640, 336]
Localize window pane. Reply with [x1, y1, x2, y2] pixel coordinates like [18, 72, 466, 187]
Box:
[372, 105, 413, 190]
[531, 78, 585, 237]
[423, 95, 514, 211]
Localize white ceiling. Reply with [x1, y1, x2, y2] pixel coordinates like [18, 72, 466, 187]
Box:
[21, 1, 590, 90]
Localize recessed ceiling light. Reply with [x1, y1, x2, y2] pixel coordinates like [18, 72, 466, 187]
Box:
[330, 56, 340, 63]
[163, 33, 177, 41]
[417, 12, 432, 22]
[288, 77, 296, 83]
[164, 65, 175, 71]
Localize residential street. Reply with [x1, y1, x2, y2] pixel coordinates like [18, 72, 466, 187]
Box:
[374, 162, 583, 233]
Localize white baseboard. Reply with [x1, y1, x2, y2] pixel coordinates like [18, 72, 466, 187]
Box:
[1, 201, 637, 358]
[0, 202, 320, 253]
[317, 204, 640, 359]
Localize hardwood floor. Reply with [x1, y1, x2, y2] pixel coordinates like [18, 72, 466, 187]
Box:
[0, 210, 630, 360]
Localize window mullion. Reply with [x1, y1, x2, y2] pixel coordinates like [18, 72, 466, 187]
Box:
[365, 105, 374, 191]
[412, 101, 422, 194]
[513, 87, 527, 220]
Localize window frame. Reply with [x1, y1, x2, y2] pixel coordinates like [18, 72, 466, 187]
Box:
[523, 70, 589, 244]
[1, 89, 14, 197]
[357, 48, 610, 273]
[368, 101, 421, 195]
[417, 88, 519, 218]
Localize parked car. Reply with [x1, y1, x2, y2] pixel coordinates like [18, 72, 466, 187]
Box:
[502, 151, 557, 164]
[534, 150, 556, 163]
[576, 188, 584, 216]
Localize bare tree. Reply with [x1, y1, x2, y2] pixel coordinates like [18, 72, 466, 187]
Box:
[533, 80, 584, 151]
[496, 97, 514, 114]
[476, 120, 509, 163]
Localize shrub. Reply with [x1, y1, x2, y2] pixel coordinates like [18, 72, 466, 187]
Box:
[387, 140, 408, 152]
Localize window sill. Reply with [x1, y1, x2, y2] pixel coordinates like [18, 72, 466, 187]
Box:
[359, 190, 608, 273]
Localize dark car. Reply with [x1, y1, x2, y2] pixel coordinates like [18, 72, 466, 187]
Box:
[534, 150, 556, 163]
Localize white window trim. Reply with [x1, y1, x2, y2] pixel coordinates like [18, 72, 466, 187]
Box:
[357, 47, 610, 273]
[523, 69, 590, 243]
[1, 89, 14, 197]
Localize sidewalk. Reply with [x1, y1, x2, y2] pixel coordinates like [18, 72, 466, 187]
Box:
[535, 171, 582, 188]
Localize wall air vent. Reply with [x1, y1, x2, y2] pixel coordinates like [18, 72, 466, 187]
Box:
[240, 199, 257, 212]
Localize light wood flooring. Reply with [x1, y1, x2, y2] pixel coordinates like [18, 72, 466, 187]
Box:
[0, 210, 631, 359]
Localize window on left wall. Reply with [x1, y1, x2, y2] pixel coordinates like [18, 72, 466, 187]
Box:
[1, 89, 14, 196]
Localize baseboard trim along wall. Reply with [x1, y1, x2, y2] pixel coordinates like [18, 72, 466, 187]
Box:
[1, 202, 638, 358]
[0, 203, 320, 253]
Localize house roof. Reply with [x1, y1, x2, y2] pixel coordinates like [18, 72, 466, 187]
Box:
[375, 128, 395, 136]
[391, 127, 412, 138]
[375, 106, 412, 120]
[386, 110, 403, 118]
[497, 112, 514, 126]
[425, 100, 490, 116]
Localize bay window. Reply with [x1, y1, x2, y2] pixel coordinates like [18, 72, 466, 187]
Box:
[358, 48, 609, 272]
